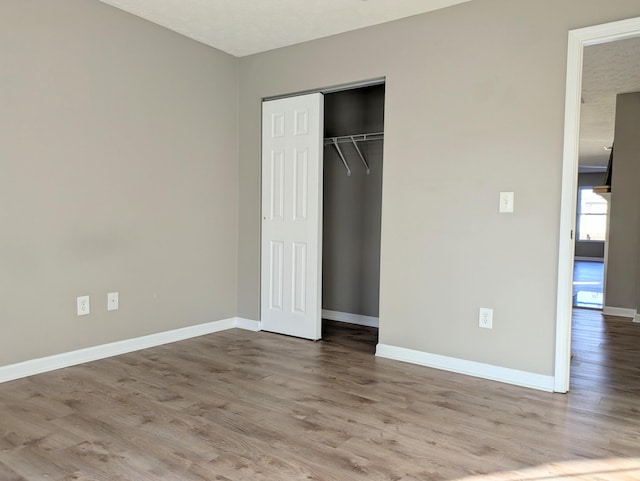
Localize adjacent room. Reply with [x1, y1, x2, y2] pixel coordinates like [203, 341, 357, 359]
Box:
[3, 1, 640, 480]
[573, 35, 640, 312]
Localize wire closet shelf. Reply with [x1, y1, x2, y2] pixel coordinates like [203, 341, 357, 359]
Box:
[323, 132, 384, 176]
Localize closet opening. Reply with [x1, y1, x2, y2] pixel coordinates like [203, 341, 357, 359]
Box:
[321, 83, 385, 353]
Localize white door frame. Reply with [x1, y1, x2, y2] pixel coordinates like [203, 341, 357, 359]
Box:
[554, 16, 640, 393]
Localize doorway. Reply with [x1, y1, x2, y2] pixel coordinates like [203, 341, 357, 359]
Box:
[260, 80, 385, 350]
[555, 17, 640, 392]
[321, 84, 385, 350]
[572, 180, 607, 310]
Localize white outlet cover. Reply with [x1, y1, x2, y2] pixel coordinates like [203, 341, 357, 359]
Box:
[77, 296, 90, 316]
[499, 191, 514, 213]
[107, 292, 119, 311]
[479, 307, 493, 329]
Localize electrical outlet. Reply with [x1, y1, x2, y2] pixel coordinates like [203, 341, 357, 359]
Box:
[77, 296, 90, 316]
[499, 192, 514, 213]
[479, 307, 493, 329]
[107, 292, 119, 311]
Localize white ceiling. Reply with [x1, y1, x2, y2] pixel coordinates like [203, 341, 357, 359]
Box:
[98, 0, 471, 57]
[580, 36, 640, 172]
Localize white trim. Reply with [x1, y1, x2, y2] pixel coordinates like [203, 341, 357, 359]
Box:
[263, 77, 385, 101]
[376, 344, 554, 392]
[0, 317, 258, 384]
[635, 315, 640, 324]
[236, 317, 262, 331]
[602, 306, 637, 318]
[574, 256, 604, 262]
[555, 16, 640, 394]
[322, 309, 379, 328]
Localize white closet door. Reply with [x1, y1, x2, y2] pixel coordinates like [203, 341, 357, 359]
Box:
[261, 93, 323, 340]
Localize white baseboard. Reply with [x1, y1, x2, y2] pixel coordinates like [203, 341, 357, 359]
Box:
[0, 317, 261, 384]
[376, 344, 554, 392]
[602, 306, 637, 318]
[322, 309, 379, 328]
[635, 315, 640, 324]
[236, 317, 261, 331]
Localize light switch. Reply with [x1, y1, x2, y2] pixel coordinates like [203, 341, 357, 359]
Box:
[77, 296, 90, 316]
[499, 192, 514, 213]
[479, 308, 493, 329]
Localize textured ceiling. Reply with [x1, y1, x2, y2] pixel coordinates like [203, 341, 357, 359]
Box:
[98, 0, 471, 57]
[580, 36, 640, 171]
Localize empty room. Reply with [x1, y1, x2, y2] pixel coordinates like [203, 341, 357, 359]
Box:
[3, 1, 640, 480]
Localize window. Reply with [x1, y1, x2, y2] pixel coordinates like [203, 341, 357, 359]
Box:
[577, 187, 607, 241]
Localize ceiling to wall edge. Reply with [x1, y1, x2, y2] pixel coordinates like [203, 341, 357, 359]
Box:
[96, 1, 472, 57]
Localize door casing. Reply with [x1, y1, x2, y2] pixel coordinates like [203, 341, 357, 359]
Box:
[555, 16, 640, 392]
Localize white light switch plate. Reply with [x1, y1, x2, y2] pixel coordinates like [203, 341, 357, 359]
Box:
[77, 296, 90, 316]
[479, 307, 493, 329]
[499, 191, 514, 213]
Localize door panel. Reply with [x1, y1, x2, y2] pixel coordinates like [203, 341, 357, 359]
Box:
[261, 93, 323, 340]
[269, 241, 284, 311]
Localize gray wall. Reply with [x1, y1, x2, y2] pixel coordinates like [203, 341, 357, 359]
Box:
[238, 0, 640, 376]
[323, 85, 384, 318]
[575, 172, 606, 258]
[6, 0, 640, 378]
[0, 1, 239, 366]
[606, 92, 640, 310]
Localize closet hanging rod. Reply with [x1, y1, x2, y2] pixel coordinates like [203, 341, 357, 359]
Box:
[323, 131, 384, 145]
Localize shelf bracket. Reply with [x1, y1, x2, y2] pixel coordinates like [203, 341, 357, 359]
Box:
[332, 138, 351, 176]
[351, 136, 370, 174]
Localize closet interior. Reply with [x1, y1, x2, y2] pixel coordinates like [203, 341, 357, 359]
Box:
[322, 84, 385, 338]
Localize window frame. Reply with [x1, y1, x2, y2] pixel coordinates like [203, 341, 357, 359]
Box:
[576, 186, 607, 243]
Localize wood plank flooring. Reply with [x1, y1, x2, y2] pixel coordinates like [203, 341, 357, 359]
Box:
[1, 311, 640, 480]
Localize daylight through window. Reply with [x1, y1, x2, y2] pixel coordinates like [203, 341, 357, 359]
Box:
[578, 187, 607, 241]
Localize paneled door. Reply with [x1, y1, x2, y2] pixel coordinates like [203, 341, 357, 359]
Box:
[261, 93, 324, 340]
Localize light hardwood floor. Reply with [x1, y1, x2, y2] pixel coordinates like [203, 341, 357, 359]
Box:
[1, 310, 640, 480]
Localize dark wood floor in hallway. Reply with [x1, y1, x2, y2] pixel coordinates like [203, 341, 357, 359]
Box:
[1, 311, 640, 480]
